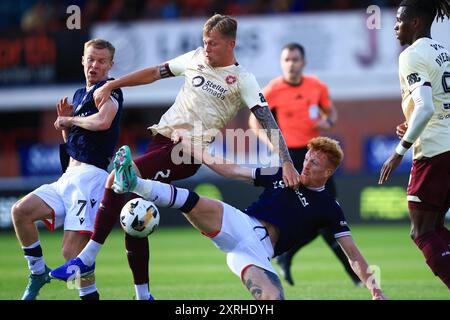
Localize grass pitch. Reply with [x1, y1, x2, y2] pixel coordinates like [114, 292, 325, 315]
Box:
[0, 224, 448, 300]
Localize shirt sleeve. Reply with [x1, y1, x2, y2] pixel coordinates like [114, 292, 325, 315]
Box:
[240, 73, 269, 109]
[166, 50, 196, 76]
[318, 82, 332, 110]
[327, 201, 351, 239]
[110, 88, 123, 109]
[262, 82, 275, 111]
[254, 167, 283, 187]
[399, 50, 430, 93]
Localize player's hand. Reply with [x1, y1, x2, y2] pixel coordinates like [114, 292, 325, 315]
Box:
[94, 82, 112, 108]
[315, 117, 332, 130]
[282, 161, 301, 189]
[171, 129, 192, 144]
[56, 96, 73, 117]
[172, 130, 192, 154]
[378, 153, 403, 185]
[54, 116, 72, 130]
[172, 130, 205, 162]
[396, 121, 408, 139]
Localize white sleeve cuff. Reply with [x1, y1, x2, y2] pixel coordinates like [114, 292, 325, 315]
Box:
[251, 168, 257, 180]
[402, 85, 434, 144]
[395, 143, 409, 156]
[109, 95, 119, 109]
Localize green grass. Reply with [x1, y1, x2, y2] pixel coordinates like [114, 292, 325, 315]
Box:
[0, 224, 448, 300]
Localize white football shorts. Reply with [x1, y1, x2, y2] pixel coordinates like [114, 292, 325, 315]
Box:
[208, 202, 276, 280]
[33, 164, 108, 233]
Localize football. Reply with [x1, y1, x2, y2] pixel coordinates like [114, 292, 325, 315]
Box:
[120, 198, 160, 238]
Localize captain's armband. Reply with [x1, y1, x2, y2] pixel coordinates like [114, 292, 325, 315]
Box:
[158, 63, 174, 79]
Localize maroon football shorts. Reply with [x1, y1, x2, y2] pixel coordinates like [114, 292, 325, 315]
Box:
[407, 150, 450, 212]
[134, 134, 201, 183]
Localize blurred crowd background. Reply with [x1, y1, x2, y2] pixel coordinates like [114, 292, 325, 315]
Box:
[1, 0, 398, 32]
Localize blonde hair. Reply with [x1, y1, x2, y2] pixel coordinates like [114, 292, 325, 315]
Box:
[203, 14, 237, 39]
[307, 137, 344, 170]
[84, 38, 115, 60]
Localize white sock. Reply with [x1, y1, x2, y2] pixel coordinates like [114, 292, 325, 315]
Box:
[24, 256, 45, 275]
[133, 177, 154, 200]
[22, 240, 46, 275]
[79, 283, 97, 297]
[134, 177, 189, 209]
[78, 240, 102, 266]
[134, 283, 150, 300]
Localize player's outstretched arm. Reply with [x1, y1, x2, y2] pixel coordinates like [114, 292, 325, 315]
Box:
[94, 65, 163, 106]
[337, 236, 387, 300]
[248, 113, 272, 148]
[251, 105, 300, 188]
[176, 133, 254, 183]
[202, 153, 254, 183]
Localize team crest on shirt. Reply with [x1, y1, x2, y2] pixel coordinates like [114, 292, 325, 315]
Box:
[225, 75, 237, 85]
[111, 90, 119, 100]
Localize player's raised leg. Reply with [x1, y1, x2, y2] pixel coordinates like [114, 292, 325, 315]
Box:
[11, 194, 53, 300]
[112, 145, 137, 194]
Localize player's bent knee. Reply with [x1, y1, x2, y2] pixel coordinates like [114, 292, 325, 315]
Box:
[410, 222, 437, 239]
[11, 200, 30, 223]
[11, 201, 21, 221]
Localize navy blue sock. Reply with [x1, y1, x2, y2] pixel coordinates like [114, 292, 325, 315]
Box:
[179, 191, 200, 213]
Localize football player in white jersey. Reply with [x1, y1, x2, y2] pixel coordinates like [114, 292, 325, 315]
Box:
[50, 14, 300, 300]
[379, 0, 450, 289]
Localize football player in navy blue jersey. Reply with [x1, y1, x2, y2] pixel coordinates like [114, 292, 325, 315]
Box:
[107, 136, 387, 300]
[11, 39, 123, 300]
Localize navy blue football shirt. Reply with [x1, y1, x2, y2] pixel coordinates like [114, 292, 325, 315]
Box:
[244, 167, 351, 257]
[60, 78, 123, 171]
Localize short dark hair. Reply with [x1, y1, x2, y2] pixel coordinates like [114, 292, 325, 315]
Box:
[282, 43, 305, 59]
[399, 0, 450, 23]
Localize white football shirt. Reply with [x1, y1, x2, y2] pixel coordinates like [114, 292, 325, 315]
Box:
[399, 37, 450, 159]
[148, 47, 268, 145]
